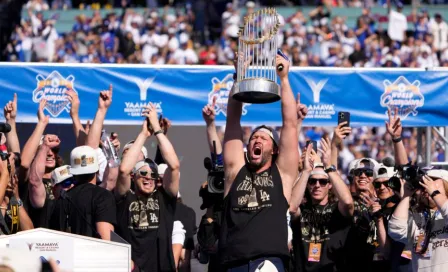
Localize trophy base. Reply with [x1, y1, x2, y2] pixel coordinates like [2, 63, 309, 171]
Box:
[233, 78, 281, 104]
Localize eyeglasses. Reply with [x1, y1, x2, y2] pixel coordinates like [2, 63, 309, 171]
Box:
[138, 170, 157, 179]
[354, 168, 374, 177]
[308, 178, 330, 186]
[373, 181, 389, 189]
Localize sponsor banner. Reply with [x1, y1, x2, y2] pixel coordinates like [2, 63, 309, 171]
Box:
[9, 238, 74, 270]
[0, 64, 447, 127]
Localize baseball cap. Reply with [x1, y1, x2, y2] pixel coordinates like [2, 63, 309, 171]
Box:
[51, 165, 73, 185]
[158, 163, 168, 176]
[427, 169, 448, 182]
[69, 146, 99, 175]
[133, 158, 158, 176]
[0, 249, 42, 272]
[354, 158, 379, 170]
[123, 140, 148, 159]
[249, 125, 280, 147]
[374, 164, 397, 180]
[348, 159, 360, 175]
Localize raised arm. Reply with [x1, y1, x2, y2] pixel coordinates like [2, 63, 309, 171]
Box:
[11, 173, 34, 231]
[117, 120, 151, 197]
[86, 84, 113, 149]
[4, 93, 20, 153]
[386, 108, 408, 165]
[21, 99, 49, 171]
[66, 90, 88, 147]
[0, 159, 8, 205]
[388, 183, 413, 243]
[223, 56, 246, 197]
[275, 56, 299, 203]
[330, 122, 351, 168]
[143, 104, 180, 197]
[289, 145, 314, 215]
[320, 137, 354, 217]
[420, 176, 448, 220]
[202, 96, 223, 155]
[28, 135, 60, 208]
[296, 95, 308, 142]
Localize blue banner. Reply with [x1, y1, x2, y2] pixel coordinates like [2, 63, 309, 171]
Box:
[0, 63, 447, 127]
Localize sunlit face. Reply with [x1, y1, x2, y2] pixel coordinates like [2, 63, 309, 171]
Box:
[374, 177, 394, 200]
[133, 165, 157, 195]
[45, 147, 58, 169]
[353, 164, 374, 192]
[247, 131, 275, 170]
[307, 174, 331, 202]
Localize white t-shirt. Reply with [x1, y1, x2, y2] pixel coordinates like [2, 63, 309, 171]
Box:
[388, 10, 407, 42]
[430, 20, 448, 51]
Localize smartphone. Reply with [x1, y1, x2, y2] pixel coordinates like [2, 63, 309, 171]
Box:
[306, 140, 317, 152]
[338, 112, 350, 135]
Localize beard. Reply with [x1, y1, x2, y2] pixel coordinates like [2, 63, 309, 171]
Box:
[248, 150, 271, 170]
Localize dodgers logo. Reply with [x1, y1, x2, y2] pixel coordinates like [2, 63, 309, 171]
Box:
[32, 71, 77, 117]
[209, 74, 250, 117]
[381, 76, 424, 120]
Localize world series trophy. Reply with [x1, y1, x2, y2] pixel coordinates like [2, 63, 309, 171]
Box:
[232, 8, 282, 104]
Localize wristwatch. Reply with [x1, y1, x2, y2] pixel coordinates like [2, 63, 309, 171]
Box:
[430, 190, 441, 199]
[154, 129, 164, 136]
[17, 199, 23, 207]
[324, 165, 337, 174]
[392, 137, 402, 143]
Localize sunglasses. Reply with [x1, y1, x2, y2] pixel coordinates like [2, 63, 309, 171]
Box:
[354, 168, 374, 177]
[138, 170, 157, 179]
[308, 178, 330, 186]
[373, 181, 389, 189]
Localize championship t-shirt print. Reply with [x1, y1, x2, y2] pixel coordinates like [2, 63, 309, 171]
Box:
[128, 194, 160, 230]
[233, 171, 274, 212]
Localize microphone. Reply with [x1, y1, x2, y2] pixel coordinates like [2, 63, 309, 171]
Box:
[0, 123, 11, 133]
[60, 190, 101, 238]
[204, 157, 213, 171]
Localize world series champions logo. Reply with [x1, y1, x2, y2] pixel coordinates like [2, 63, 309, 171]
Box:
[209, 74, 250, 117]
[380, 76, 425, 120]
[32, 71, 78, 117]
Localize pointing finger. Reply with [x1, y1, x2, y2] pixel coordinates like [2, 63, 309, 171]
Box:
[296, 92, 300, 104]
[13, 93, 17, 103]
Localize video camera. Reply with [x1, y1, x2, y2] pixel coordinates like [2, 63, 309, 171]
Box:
[398, 163, 426, 190]
[203, 141, 224, 194]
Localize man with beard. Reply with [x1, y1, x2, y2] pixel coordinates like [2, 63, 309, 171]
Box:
[389, 170, 448, 272]
[290, 138, 354, 272]
[219, 54, 299, 271]
[115, 103, 181, 272]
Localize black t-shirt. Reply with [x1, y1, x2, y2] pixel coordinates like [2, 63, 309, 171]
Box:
[50, 182, 116, 238]
[345, 198, 377, 272]
[219, 164, 289, 267]
[115, 189, 177, 272]
[24, 178, 55, 228]
[174, 202, 197, 250]
[291, 201, 351, 272]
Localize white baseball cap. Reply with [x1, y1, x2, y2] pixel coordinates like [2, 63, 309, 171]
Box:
[354, 158, 379, 170]
[123, 141, 148, 159]
[51, 165, 73, 185]
[427, 169, 448, 182]
[374, 163, 397, 180]
[69, 146, 99, 175]
[158, 163, 168, 176]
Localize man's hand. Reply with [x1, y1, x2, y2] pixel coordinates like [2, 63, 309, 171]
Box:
[66, 90, 80, 117]
[109, 132, 121, 152]
[359, 191, 377, 209]
[142, 103, 160, 134]
[4, 93, 17, 121]
[159, 117, 172, 135]
[420, 175, 440, 196]
[386, 108, 402, 139]
[98, 84, 113, 110]
[303, 144, 315, 172]
[332, 122, 352, 145]
[43, 134, 61, 149]
[276, 55, 290, 80]
[318, 137, 332, 168]
[296, 93, 308, 122]
[38, 99, 50, 125]
[370, 201, 382, 217]
[202, 96, 217, 125]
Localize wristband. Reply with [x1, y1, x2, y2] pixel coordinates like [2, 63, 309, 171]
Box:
[431, 190, 441, 199]
[154, 130, 164, 136]
[392, 137, 402, 143]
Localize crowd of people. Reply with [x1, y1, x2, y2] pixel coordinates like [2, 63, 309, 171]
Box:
[4, 0, 448, 69]
[0, 53, 447, 272]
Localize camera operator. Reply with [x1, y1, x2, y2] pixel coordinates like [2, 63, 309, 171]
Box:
[290, 138, 354, 272]
[219, 54, 299, 271]
[196, 96, 224, 272]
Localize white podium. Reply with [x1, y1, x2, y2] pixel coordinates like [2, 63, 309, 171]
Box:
[0, 228, 131, 272]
